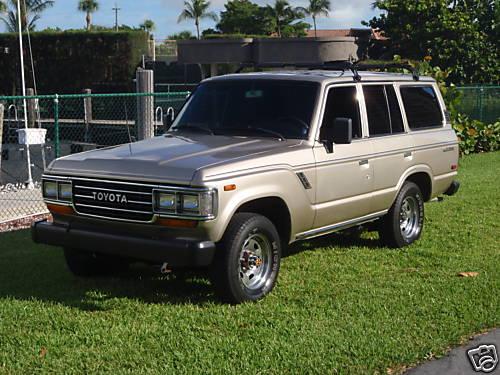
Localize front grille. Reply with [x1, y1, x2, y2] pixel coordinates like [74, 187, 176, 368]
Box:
[73, 178, 154, 222]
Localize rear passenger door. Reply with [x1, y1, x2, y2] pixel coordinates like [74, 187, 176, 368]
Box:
[363, 84, 414, 212]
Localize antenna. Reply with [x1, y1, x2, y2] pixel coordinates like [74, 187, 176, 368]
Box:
[112, 3, 121, 31]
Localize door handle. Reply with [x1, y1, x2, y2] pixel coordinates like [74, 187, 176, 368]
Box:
[359, 159, 369, 166]
[403, 151, 412, 158]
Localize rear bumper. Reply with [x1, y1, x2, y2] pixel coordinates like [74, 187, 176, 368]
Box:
[32, 220, 216, 267]
[444, 180, 460, 196]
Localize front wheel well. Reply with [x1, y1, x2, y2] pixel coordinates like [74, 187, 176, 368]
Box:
[235, 197, 291, 245]
[405, 172, 432, 202]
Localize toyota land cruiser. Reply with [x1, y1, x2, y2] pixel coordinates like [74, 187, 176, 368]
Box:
[32, 66, 460, 303]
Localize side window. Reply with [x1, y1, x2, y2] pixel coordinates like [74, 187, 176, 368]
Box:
[363, 85, 405, 136]
[364, 85, 391, 136]
[386, 86, 404, 133]
[400, 86, 443, 129]
[320, 86, 362, 140]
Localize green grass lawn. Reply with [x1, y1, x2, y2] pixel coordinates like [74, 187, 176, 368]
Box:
[0, 152, 499, 374]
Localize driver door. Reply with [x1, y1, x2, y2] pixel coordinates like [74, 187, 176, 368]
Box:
[313, 84, 375, 228]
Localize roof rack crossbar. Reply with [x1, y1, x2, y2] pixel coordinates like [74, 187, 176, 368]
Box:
[234, 61, 420, 81]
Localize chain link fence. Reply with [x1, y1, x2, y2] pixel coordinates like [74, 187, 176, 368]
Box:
[456, 86, 500, 124]
[0, 91, 190, 226]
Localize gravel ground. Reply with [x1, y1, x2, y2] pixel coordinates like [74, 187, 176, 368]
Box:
[0, 213, 50, 233]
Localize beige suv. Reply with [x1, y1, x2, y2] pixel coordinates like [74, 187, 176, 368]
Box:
[33, 67, 460, 303]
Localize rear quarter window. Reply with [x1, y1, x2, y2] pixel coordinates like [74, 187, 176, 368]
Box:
[400, 86, 443, 130]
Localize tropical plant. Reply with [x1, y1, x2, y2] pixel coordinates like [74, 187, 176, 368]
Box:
[266, 0, 307, 38]
[139, 19, 155, 33]
[216, 0, 273, 35]
[364, 0, 499, 84]
[297, 0, 331, 38]
[177, 0, 218, 39]
[78, 0, 98, 31]
[0, 0, 55, 32]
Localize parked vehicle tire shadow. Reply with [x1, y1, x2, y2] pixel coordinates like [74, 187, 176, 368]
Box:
[0, 230, 218, 310]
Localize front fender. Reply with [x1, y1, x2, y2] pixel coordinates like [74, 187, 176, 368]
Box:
[199, 168, 315, 243]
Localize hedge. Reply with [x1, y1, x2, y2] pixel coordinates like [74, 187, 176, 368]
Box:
[0, 31, 149, 95]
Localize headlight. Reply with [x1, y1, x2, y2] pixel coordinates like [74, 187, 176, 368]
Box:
[58, 183, 72, 201]
[154, 189, 217, 219]
[157, 192, 176, 211]
[182, 194, 199, 212]
[43, 181, 58, 199]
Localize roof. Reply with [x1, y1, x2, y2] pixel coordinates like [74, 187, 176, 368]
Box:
[208, 70, 435, 84]
[304, 28, 389, 41]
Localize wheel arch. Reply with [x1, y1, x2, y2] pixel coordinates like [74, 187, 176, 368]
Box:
[396, 166, 433, 202]
[234, 196, 292, 246]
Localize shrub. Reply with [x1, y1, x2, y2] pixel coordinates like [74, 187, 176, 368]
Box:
[452, 114, 499, 155]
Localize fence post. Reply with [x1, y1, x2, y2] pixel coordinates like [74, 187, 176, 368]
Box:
[136, 68, 155, 140]
[478, 87, 484, 123]
[27, 88, 36, 128]
[54, 94, 60, 158]
[0, 104, 3, 184]
[83, 89, 92, 143]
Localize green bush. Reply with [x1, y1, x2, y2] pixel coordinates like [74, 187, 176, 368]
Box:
[452, 114, 499, 155]
[0, 31, 149, 95]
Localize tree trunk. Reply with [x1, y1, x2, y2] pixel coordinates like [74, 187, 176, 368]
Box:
[196, 19, 200, 39]
[313, 16, 317, 38]
[86, 12, 91, 31]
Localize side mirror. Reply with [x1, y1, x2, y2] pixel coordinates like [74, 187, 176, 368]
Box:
[332, 117, 352, 145]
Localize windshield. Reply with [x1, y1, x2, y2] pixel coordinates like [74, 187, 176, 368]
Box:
[172, 80, 319, 139]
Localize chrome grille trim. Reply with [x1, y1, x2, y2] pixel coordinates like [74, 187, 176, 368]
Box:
[74, 185, 153, 196]
[75, 203, 153, 215]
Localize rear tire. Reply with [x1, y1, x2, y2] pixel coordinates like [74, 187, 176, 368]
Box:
[63, 248, 129, 277]
[379, 181, 424, 248]
[210, 213, 281, 304]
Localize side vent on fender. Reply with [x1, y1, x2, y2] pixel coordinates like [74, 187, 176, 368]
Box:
[297, 172, 312, 190]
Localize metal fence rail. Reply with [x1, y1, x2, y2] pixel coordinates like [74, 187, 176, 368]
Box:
[456, 86, 500, 124]
[0, 91, 189, 225]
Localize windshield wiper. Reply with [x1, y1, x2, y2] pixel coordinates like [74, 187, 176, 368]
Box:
[174, 124, 214, 135]
[246, 127, 285, 141]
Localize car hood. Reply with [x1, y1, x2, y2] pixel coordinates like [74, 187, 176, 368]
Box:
[47, 133, 302, 185]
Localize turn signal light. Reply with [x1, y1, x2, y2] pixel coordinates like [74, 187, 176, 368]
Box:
[46, 204, 74, 216]
[451, 164, 458, 170]
[224, 184, 237, 191]
[157, 218, 198, 228]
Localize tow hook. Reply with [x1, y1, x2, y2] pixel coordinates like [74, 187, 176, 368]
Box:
[160, 262, 172, 274]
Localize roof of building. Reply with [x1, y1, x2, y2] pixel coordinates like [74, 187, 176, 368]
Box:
[304, 28, 388, 41]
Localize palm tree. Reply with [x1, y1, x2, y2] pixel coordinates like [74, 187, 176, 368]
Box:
[177, 0, 218, 40]
[78, 0, 99, 31]
[266, 0, 297, 38]
[297, 0, 331, 38]
[0, 0, 54, 32]
[140, 19, 155, 33]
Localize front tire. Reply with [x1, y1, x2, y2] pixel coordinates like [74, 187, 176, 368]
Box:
[63, 248, 129, 277]
[379, 181, 424, 248]
[211, 213, 281, 304]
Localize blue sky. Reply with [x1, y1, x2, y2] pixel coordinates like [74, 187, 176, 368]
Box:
[27, 0, 380, 39]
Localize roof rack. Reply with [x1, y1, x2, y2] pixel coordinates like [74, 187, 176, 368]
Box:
[235, 61, 420, 81]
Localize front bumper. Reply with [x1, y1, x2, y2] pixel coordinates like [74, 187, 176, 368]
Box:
[32, 220, 216, 267]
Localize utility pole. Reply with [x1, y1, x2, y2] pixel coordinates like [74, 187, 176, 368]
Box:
[112, 3, 121, 31]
